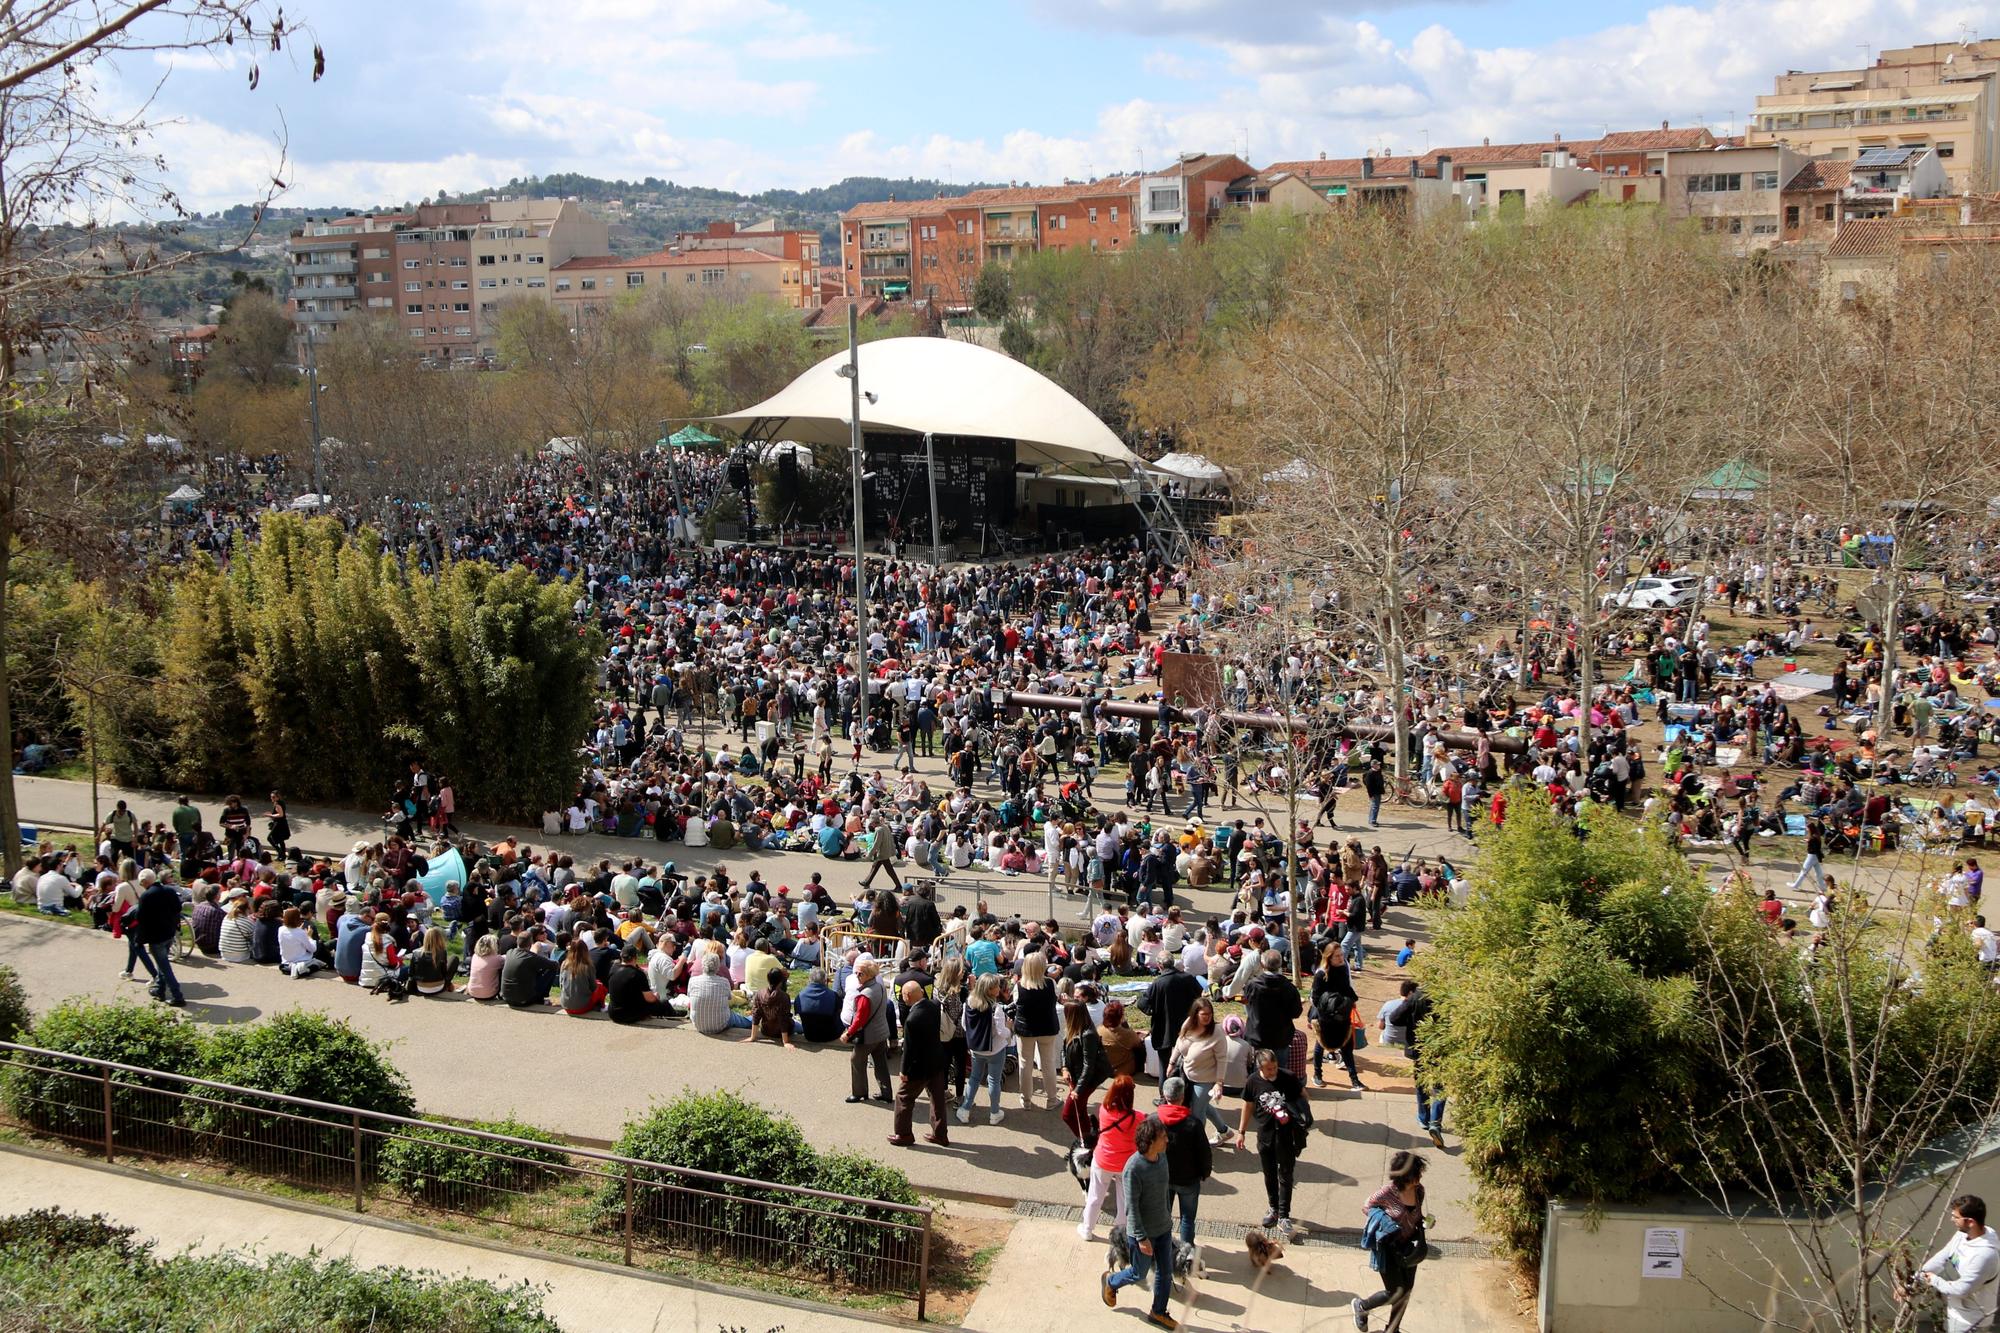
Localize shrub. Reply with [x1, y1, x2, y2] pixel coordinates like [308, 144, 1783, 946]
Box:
[800, 1150, 925, 1285]
[1, 999, 207, 1140]
[605, 1091, 815, 1247]
[0, 1207, 141, 1260]
[0, 1211, 560, 1332]
[0, 964, 30, 1043]
[187, 1010, 414, 1176]
[380, 1117, 570, 1207]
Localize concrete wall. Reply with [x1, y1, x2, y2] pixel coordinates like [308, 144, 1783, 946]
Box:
[1539, 1124, 2000, 1332]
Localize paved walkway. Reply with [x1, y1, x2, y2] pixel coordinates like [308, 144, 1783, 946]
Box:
[969, 1216, 1529, 1333]
[0, 907, 1476, 1237]
[0, 1145, 885, 1331]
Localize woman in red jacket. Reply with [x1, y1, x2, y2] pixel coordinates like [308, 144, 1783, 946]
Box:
[1077, 1075, 1140, 1242]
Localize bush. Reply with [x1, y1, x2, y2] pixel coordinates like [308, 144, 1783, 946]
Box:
[0, 963, 31, 1042]
[0, 1207, 141, 1260]
[801, 1150, 925, 1285]
[0, 1210, 560, 1332]
[1, 999, 207, 1140]
[187, 1010, 414, 1175]
[605, 1090, 815, 1248]
[380, 1117, 569, 1207]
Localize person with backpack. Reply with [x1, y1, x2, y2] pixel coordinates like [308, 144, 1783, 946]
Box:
[1391, 982, 1444, 1147]
[1354, 1151, 1429, 1332]
[1312, 942, 1364, 1090]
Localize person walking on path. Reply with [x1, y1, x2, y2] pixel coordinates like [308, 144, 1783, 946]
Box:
[1353, 1151, 1429, 1332]
[1391, 982, 1444, 1147]
[1101, 1115, 1178, 1330]
[133, 870, 187, 1008]
[861, 818, 904, 891]
[1078, 1075, 1140, 1241]
[1363, 760, 1386, 829]
[888, 980, 951, 1147]
[841, 959, 894, 1105]
[1236, 1047, 1308, 1233]
[1791, 818, 1826, 895]
[1155, 1075, 1212, 1250]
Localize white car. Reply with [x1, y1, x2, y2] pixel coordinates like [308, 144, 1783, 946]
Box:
[1602, 576, 1698, 611]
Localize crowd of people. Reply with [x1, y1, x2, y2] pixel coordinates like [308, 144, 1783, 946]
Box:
[52, 447, 2000, 1329]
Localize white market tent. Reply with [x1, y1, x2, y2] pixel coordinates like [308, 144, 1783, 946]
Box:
[163, 484, 205, 504]
[545, 437, 581, 458]
[1148, 451, 1228, 491]
[704, 337, 1140, 473]
[289, 492, 332, 511]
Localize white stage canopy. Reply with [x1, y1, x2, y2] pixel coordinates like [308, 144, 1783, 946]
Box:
[704, 337, 1139, 472]
[1148, 452, 1227, 487]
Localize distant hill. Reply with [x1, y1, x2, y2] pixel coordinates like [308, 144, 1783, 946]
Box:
[208, 174, 1008, 258]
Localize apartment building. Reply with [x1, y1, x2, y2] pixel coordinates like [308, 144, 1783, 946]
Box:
[287, 198, 609, 363]
[1747, 39, 2000, 192]
[286, 212, 407, 340]
[549, 246, 796, 317]
[836, 160, 1247, 304]
[1661, 143, 1807, 254]
[671, 221, 823, 309]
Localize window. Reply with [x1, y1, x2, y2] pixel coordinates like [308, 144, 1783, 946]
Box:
[581, 278, 597, 290]
[405, 304, 422, 314]
[626, 272, 644, 287]
[1751, 222, 1777, 236]
[367, 273, 387, 283]
[1750, 171, 1779, 191]
[403, 259, 420, 269]
[450, 301, 469, 312]
[702, 267, 725, 284]
[367, 296, 392, 308]
[450, 257, 467, 267]
[408, 328, 424, 338]
[526, 277, 546, 288]
[1088, 207, 1098, 223]
[478, 278, 497, 289]
[479, 255, 496, 266]
[452, 280, 469, 290]
[527, 254, 543, 263]
[1147, 188, 1181, 213]
[1728, 218, 1742, 235]
[1090, 238, 1098, 252]
[1686, 173, 1743, 193]
[363, 248, 387, 260]
[1939, 142, 1956, 158]
[1785, 205, 1801, 228]
[405, 281, 421, 292]
[555, 278, 571, 291]
[454, 325, 472, 336]
[1110, 206, 1119, 222]
[1822, 203, 1835, 221]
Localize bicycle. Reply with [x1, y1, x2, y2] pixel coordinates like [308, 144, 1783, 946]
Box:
[175, 908, 196, 962]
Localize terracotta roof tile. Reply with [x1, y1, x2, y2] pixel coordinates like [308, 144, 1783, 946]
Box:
[1593, 128, 1716, 152]
[1826, 218, 1897, 258]
[1785, 160, 1852, 192]
[554, 249, 782, 272]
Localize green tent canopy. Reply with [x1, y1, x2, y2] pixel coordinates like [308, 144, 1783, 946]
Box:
[1695, 459, 1768, 500]
[667, 425, 721, 449]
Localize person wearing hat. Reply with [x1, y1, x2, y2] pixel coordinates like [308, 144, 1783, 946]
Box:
[1155, 1075, 1213, 1250]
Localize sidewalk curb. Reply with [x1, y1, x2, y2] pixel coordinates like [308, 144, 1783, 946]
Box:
[0, 1140, 933, 1329]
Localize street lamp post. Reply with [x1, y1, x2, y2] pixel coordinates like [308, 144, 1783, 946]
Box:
[841, 304, 869, 767]
[303, 322, 325, 502]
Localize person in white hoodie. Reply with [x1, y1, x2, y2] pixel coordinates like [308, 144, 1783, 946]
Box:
[1909, 1194, 1999, 1332]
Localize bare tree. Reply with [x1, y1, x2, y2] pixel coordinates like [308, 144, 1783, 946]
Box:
[1209, 210, 1480, 787]
[0, 1, 320, 870]
[1481, 207, 1731, 760]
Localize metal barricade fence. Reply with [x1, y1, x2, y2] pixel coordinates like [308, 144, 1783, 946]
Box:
[0, 1040, 935, 1317]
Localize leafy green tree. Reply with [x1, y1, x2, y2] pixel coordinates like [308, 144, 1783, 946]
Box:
[1420, 790, 1705, 1262]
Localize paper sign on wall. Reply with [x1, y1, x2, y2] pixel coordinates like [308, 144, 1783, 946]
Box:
[1642, 1227, 1686, 1279]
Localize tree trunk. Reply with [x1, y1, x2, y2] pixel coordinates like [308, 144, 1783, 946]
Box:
[1876, 559, 1901, 740]
[1575, 545, 1596, 767]
[0, 529, 18, 876]
[1383, 545, 1410, 788]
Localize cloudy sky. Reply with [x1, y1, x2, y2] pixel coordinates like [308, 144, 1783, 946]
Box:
[116, 0, 2000, 213]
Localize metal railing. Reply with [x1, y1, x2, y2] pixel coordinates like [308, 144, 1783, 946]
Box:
[0, 1041, 935, 1317]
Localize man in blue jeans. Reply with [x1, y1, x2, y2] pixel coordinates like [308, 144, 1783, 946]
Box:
[132, 874, 187, 1008]
[1155, 1077, 1212, 1252]
[1102, 1116, 1178, 1329]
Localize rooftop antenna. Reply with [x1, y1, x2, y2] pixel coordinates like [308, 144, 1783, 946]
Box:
[1858, 43, 1872, 68]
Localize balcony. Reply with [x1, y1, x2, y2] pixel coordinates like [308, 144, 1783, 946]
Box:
[291, 308, 349, 323]
[860, 241, 908, 254]
[292, 283, 356, 300]
[292, 256, 356, 275]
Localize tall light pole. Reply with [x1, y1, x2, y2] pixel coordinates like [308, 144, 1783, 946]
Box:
[924, 430, 942, 565]
[840, 304, 869, 765]
[303, 321, 325, 503]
